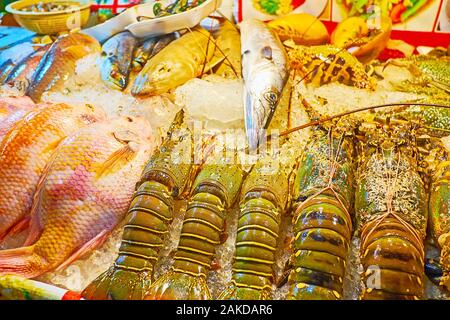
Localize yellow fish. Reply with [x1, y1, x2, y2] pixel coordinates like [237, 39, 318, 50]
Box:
[131, 27, 215, 97]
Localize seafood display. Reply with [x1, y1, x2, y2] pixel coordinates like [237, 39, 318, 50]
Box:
[0, 96, 36, 140]
[428, 154, 450, 291]
[0, 116, 152, 278]
[355, 121, 427, 300]
[0, 41, 38, 83]
[3, 44, 49, 92]
[0, 0, 449, 302]
[100, 32, 138, 91]
[146, 142, 244, 299]
[288, 44, 376, 89]
[131, 34, 177, 72]
[0, 27, 35, 51]
[19, 1, 81, 12]
[213, 20, 241, 78]
[219, 151, 291, 300]
[152, 0, 208, 17]
[82, 110, 196, 300]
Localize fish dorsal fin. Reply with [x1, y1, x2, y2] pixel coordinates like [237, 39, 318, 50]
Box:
[95, 142, 137, 179]
[261, 46, 272, 60]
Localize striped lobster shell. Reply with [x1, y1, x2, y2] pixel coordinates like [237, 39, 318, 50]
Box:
[355, 122, 427, 300]
[288, 129, 355, 300]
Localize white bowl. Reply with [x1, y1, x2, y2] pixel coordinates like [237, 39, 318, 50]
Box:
[82, 0, 222, 42]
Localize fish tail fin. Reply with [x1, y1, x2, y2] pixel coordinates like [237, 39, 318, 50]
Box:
[145, 270, 211, 300]
[218, 282, 271, 300]
[0, 245, 47, 278]
[82, 266, 152, 300]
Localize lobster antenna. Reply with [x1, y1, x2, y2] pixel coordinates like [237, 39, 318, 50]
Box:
[274, 103, 450, 138]
[197, 24, 213, 77]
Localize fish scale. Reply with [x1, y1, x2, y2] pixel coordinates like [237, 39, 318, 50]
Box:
[0, 96, 36, 142]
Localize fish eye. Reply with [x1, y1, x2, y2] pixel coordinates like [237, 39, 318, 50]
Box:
[264, 92, 278, 103]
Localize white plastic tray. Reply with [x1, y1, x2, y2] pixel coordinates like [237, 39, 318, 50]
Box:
[82, 0, 222, 42]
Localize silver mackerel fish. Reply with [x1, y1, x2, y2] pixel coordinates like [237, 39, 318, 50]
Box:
[100, 31, 138, 91]
[240, 19, 288, 150]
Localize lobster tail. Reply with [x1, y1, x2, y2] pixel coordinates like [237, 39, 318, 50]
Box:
[149, 159, 244, 300]
[148, 190, 225, 300]
[287, 131, 354, 300]
[82, 266, 152, 300]
[360, 217, 424, 300]
[145, 270, 211, 300]
[219, 187, 285, 300]
[217, 153, 290, 300]
[0, 245, 49, 278]
[288, 194, 351, 300]
[117, 180, 174, 274]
